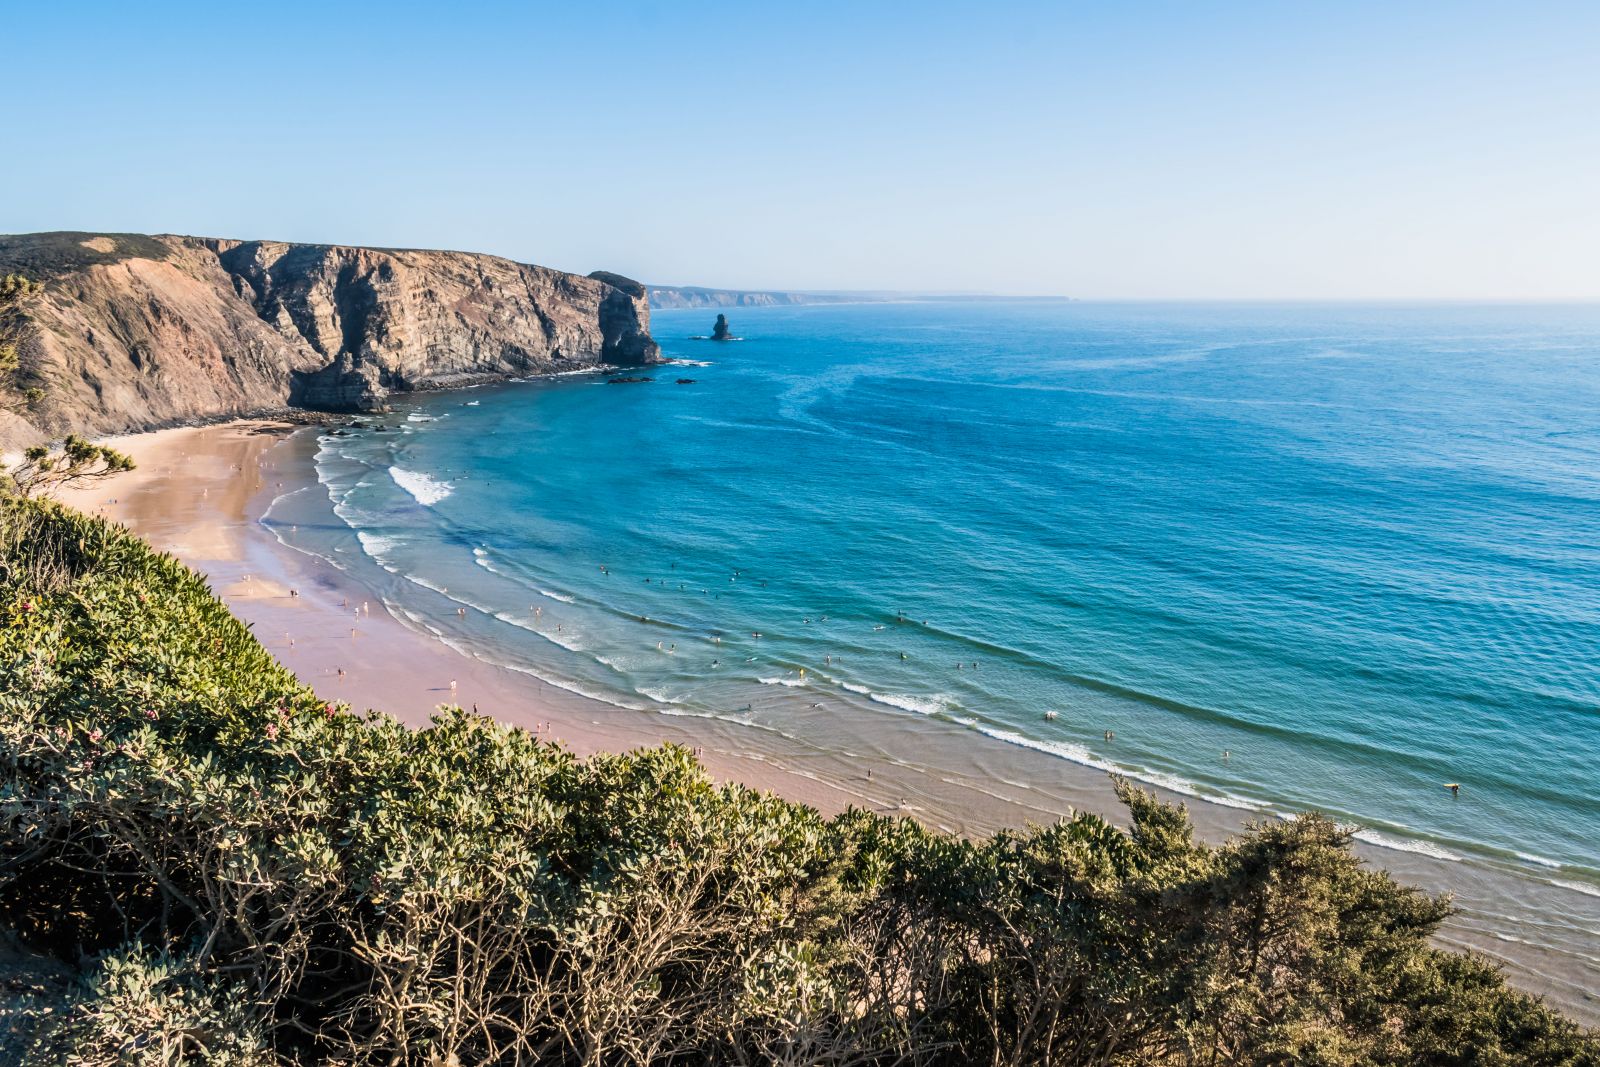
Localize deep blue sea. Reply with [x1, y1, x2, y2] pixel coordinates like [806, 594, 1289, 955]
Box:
[291, 301, 1600, 892]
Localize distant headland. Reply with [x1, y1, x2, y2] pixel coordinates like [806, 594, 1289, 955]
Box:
[648, 284, 1070, 309]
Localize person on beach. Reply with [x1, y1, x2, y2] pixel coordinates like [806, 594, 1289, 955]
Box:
[450, 679, 457, 692]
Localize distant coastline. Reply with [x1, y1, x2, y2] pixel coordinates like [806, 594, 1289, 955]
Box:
[648, 284, 1071, 309]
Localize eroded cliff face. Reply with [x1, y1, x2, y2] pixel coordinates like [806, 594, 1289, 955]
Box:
[0, 232, 658, 445]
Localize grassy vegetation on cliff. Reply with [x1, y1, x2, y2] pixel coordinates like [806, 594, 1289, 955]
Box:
[0, 498, 1594, 1065]
[0, 232, 173, 279]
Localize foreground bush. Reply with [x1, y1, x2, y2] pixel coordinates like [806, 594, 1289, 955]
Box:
[0, 498, 1594, 1065]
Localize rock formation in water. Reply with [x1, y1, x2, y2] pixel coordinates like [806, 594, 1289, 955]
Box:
[711, 314, 734, 341]
[0, 232, 659, 445]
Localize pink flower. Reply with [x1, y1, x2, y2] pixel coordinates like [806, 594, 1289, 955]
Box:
[143, 709, 158, 721]
[265, 722, 279, 740]
[20, 601, 33, 613]
[88, 729, 103, 743]
[325, 703, 337, 719]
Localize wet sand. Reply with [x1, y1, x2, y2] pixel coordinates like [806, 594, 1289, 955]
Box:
[57, 420, 1600, 1025]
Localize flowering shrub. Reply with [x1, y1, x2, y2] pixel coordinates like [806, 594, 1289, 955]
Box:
[0, 498, 1593, 1066]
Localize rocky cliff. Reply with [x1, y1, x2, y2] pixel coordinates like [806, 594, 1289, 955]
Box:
[0, 232, 659, 445]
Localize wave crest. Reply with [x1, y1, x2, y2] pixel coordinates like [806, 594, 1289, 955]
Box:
[390, 467, 453, 506]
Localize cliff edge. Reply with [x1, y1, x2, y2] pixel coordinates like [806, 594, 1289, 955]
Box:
[0, 232, 659, 445]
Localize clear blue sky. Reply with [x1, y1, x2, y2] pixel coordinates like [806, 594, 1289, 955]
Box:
[6, 1, 1597, 299]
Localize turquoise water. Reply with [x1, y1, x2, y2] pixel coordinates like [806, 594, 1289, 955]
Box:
[290, 301, 1600, 890]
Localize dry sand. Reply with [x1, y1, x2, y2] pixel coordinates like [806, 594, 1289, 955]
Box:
[53, 419, 1600, 1024]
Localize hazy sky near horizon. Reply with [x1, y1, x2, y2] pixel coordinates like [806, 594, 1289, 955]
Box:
[7, 1, 1598, 299]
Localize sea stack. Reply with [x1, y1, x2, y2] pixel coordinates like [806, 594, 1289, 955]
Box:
[711, 313, 733, 341]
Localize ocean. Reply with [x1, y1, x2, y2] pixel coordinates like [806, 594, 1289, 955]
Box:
[272, 300, 1600, 899]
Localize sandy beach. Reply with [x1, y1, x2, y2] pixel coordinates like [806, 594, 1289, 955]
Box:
[56, 418, 1600, 1025]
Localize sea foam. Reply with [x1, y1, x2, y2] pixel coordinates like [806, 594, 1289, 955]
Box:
[390, 467, 453, 506]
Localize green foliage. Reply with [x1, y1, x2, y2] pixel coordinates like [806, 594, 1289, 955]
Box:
[0, 497, 1593, 1065]
[26, 944, 272, 1066]
[0, 273, 39, 380]
[3, 435, 135, 499]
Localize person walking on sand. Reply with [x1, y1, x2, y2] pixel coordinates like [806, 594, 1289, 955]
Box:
[450, 679, 458, 692]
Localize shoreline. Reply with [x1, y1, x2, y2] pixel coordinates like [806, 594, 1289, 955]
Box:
[56, 417, 1600, 1025]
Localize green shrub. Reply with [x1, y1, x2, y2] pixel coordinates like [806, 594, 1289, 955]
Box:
[26, 944, 272, 1066]
[0, 497, 1593, 1065]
